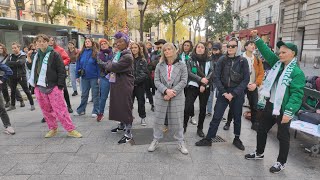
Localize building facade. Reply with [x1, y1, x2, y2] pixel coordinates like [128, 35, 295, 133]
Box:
[232, 0, 280, 49]
[279, 0, 320, 64]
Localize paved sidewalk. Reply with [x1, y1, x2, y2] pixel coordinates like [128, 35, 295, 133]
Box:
[0, 87, 319, 180]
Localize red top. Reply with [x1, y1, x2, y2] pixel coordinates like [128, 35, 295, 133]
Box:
[54, 45, 70, 66]
[167, 64, 172, 81]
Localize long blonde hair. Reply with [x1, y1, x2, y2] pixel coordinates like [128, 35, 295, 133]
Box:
[160, 43, 178, 63]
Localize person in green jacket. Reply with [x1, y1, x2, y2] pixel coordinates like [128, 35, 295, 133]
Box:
[245, 30, 305, 173]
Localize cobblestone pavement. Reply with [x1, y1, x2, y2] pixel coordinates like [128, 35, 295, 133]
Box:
[0, 86, 319, 180]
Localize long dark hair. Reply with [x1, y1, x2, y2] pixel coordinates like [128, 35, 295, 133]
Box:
[78, 38, 98, 59]
[192, 42, 209, 60]
[138, 42, 148, 58]
[180, 40, 193, 54]
[130, 42, 145, 61]
[0, 43, 8, 57]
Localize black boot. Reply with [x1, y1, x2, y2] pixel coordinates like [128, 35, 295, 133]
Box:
[41, 118, 46, 123]
[68, 106, 73, 113]
[72, 91, 78, 96]
[5, 102, 10, 108]
[151, 105, 154, 112]
[20, 101, 25, 107]
[197, 129, 205, 138]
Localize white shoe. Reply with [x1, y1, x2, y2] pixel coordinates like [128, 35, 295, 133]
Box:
[190, 117, 197, 125]
[4, 126, 15, 135]
[178, 141, 189, 155]
[141, 118, 147, 126]
[91, 114, 97, 118]
[148, 139, 159, 152]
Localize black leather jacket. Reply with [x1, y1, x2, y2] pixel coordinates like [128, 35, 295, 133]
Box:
[6, 53, 27, 78]
[187, 55, 214, 88]
[214, 55, 250, 97]
[133, 56, 148, 85]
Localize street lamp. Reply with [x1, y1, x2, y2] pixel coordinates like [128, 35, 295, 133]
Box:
[137, 0, 144, 42]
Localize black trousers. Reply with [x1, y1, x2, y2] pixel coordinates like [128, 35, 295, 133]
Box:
[246, 88, 258, 123]
[63, 81, 71, 108]
[256, 101, 291, 164]
[9, 76, 34, 106]
[132, 84, 146, 118]
[144, 78, 154, 105]
[0, 92, 11, 128]
[2, 80, 23, 103]
[184, 86, 210, 130]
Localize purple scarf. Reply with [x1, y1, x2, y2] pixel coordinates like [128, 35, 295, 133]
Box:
[98, 48, 111, 62]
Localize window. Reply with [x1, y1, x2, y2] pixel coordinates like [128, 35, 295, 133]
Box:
[77, 4, 80, 12]
[298, 2, 307, 20]
[245, 14, 249, 28]
[247, 0, 250, 8]
[280, 9, 285, 23]
[255, 10, 260, 26]
[266, 6, 272, 24]
[269, 6, 272, 17]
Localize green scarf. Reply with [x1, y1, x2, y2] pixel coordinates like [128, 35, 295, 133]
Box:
[35, 46, 53, 82]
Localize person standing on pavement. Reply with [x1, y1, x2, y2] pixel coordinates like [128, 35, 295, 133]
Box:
[96, 39, 113, 122]
[28, 34, 82, 138]
[179, 40, 195, 123]
[103, 32, 134, 144]
[48, 37, 73, 113]
[139, 42, 155, 112]
[67, 40, 79, 96]
[184, 42, 214, 137]
[0, 62, 15, 135]
[0, 43, 24, 108]
[6, 42, 35, 111]
[148, 43, 189, 154]
[245, 30, 305, 173]
[206, 42, 223, 116]
[74, 38, 100, 118]
[195, 37, 250, 150]
[131, 42, 148, 126]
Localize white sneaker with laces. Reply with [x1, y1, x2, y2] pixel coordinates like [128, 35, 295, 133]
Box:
[270, 162, 286, 173]
[91, 114, 97, 118]
[178, 141, 189, 155]
[148, 139, 159, 152]
[141, 118, 147, 126]
[4, 126, 15, 135]
[190, 117, 197, 125]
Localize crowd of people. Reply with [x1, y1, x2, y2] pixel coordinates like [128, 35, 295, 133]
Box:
[0, 29, 306, 174]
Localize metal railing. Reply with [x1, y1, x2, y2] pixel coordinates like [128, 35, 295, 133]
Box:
[298, 11, 306, 20]
[0, 0, 10, 6]
[30, 5, 46, 13]
[255, 20, 259, 27]
[243, 22, 248, 28]
[266, 16, 272, 24]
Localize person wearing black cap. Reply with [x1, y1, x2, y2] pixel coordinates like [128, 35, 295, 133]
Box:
[245, 30, 305, 174]
[206, 42, 223, 116]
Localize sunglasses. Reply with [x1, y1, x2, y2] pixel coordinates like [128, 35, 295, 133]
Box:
[227, 45, 238, 49]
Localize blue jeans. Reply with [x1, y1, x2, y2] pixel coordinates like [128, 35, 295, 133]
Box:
[206, 90, 245, 139]
[77, 78, 100, 114]
[99, 76, 110, 114]
[69, 63, 77, 92]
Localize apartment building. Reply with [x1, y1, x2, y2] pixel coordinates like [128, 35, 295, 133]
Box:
[232, 0, 280, 49]
[279, 0, 320, 64]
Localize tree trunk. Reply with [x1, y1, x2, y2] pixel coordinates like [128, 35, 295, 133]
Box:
[172, 20, 176, 43]
[104, 0, 109, 39]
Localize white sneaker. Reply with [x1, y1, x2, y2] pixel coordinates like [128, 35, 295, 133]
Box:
[91, 114, 98, 118]
[148, 139, 159, 152]
[178, 141, 189, 155]
[141, 118, 147, 126]
[4, 126, 15, 135]
[190, 117, 197, 125]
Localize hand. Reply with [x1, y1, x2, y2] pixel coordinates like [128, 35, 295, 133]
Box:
[316, 109, 320, 114]
[247, 83, 257, 91]
[166, 89, 176, 98]
[27, 50, 33, 58]
[281, 115, 291, 124]
[76, 78, 80, 83]
[250, 30, 258, 38]
[201, 78, 209, 85]
[0, 80, 2, 84]
[200, 86, 205, 93]
[164, 95, 171, 101]
[224, 93, 233, 102]
[97, 79, 100, 84]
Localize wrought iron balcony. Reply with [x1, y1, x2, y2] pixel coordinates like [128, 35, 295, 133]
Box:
[30, 5, 46, 13]
[255, 20, 260, 27]
[297, 11, 306, 20]
[266, 16, 272, 24]
[0, 0, 10, 6]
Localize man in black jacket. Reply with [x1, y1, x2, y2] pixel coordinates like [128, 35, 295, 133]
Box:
[6, 42, 35, 111]
[196, 38, 250, 150]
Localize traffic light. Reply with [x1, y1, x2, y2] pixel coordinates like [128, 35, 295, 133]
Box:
[86, 21, 91, 31]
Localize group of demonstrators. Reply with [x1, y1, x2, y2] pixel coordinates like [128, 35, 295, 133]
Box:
[0, 29, 305, 173]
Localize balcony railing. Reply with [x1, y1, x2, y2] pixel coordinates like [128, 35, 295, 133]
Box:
[255, 20, 260, 27]
[243, 22, 248, 29]
[0, 0, 10, 6]
[30, 5, 46, 13]
[266, 16, 272, 24]
[297, 11, 306, 20]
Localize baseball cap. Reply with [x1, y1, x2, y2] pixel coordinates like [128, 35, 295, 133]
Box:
[212, 43, 222, 50]
[276, 41, 298, 56]
[154, 39, 167, 45]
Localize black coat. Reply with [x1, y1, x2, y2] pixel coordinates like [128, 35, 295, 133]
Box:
[133, 56, 148, 85]
[29, 50, 66, 89]
[6, 53, 26, 78]
[214, 55, 250, 97]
